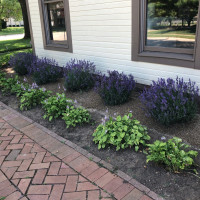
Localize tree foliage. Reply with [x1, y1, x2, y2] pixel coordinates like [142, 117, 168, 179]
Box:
[148, 0, 199, 27]
[0, 0, 22, 21]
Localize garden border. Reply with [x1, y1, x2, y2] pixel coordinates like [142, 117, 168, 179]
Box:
[0, 100, 164, 200]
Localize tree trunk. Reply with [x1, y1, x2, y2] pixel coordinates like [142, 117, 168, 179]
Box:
[18, 0, 30, 39]
[182, 19, 184, 27]
[0, 20, 2, 31]
[187, 21, 191, 27]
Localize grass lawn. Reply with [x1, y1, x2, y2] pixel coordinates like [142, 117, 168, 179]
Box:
[0, 39, 31, 53]
[0, 48, 32, 68]
[0, 27, 24, 36]
[148, 28, 196, 39]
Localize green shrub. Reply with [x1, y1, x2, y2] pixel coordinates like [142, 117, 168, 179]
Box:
[10, 81, 30, 97]
[147, 137, 198, 172]
[20, 88, 52, 110]
[42, 93, 73, 121]
[0, 75, 18, 95]
[62, 106, 91, 128]
[0, 49, 32, 68]
[0, 74, 30, 97]
[93, 113, 150, 151]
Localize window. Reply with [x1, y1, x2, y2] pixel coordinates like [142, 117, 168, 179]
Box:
[39, 0, 72, 52]
[132, 0, 200, 69]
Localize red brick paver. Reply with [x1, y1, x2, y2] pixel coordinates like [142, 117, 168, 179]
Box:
[0, 102, 162, 200]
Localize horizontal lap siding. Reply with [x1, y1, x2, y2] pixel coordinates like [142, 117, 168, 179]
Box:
[28, 0, 200, 87]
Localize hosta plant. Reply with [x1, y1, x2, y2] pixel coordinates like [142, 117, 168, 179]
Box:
[42, 93, 73, 121]
[64, 59, 96, 91]
[10, 81, 30, 97]
[0, 76, 18, 95]
[93, 113, 150, 151]
[140, 77, 199, 125]
[62, 106, 91, 128]
[20, 88, 52, 110]
[95, 71, 135, 105]
[147, 137, 198, 172]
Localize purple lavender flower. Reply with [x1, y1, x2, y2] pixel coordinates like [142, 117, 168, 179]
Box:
[140, 77, 199, 125]
[95, 70, 136, 105]
[9, 53, 37, 76]
[29, 57, 62, 85]
[63, 59, 96, 92]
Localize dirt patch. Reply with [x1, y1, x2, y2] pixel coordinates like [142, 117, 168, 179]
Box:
[0, 92, 200, 200]
[1, 68, 200, 199]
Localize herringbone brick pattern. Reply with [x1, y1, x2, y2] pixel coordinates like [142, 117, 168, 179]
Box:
[0, 121, 114, 200]
[0, 103, 160, 200]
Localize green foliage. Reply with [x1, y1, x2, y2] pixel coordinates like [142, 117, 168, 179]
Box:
[0, 73, 29, 97]
[0, 0, 22, 22]
[0, 27, 24, 36]
[62, 106, 91, 128]
[20, 88, 52, 111]
[93, 113, 150, 151]
[0, 75, 18, 94]
[10, 81, 30, 97]
[42, 93, 73, 121]
[147, 137, 198, 172]
[0, 39, 31, 53]
[0, 49, 32, 68]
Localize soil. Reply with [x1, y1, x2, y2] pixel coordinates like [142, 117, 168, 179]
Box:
[1, 68, 200, 200]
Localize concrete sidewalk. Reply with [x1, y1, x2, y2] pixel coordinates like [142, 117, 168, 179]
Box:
[0, 34, 24, 41]
[0, 101, 163, 200]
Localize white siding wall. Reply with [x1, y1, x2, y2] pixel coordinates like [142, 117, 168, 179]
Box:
[28, 0, 200, 86]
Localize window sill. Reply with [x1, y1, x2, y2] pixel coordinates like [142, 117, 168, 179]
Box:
[44, 44, 72, 53]
[139, 51, 194, 61]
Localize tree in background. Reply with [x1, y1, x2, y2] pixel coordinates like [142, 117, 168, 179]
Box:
[176, 0, 199, 27]
[148, 0, 179, 27]
[0, 0, 30, 39]
[18, 0, 30, 39]
[0, 0, 22, 30]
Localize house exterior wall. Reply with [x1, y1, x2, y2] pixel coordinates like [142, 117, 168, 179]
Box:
[6, 18, 24, 26]
[28, 0, 200, 87]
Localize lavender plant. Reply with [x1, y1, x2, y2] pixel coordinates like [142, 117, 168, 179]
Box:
[95, 71, 136, 105]
[64, 59, 96, 91]
[9, 53, 37, 76]
[30, 57, 62, 85]
[140, 77, 199, 125]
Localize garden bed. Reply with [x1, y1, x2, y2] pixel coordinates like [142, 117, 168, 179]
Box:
[1, 68, 200, 200]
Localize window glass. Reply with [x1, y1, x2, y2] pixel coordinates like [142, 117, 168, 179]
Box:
[146, 0, 199, 49]
[47, 1, 67, 42]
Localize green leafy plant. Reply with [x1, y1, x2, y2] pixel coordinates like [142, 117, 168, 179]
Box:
[20, 88, 51, 110]
[42, 93, 73, 121]
[62, 106, 91, 128]
[0, 75, 18, 95]
[93, 113, 150, 151]
[147, 137, 198, 172]
[10, 81, 30, 97]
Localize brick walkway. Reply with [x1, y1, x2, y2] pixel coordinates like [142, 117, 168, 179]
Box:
[0, 102, 163, 200]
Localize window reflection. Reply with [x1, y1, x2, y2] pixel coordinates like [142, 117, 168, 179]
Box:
[146, 0, 199, 49]
[47, 1, 67, 42]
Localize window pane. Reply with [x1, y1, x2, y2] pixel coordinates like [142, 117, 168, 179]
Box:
[47, 1, 67, 41]
[146, 0, 199, 49]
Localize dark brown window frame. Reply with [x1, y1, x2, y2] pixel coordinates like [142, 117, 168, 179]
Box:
[38, 0, 73, 52]
[132, 0, 200, 69]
